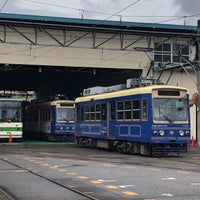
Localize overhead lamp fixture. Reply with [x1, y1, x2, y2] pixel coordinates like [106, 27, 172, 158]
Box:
[134, 47, 153, 52]
[39, 66, 42, 73]
[93, 68, 96, 75]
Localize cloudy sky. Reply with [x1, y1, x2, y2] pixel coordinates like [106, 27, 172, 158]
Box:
[0, 0, 200, 26]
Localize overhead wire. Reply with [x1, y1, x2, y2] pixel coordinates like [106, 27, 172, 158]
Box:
[0, 0, 9, 12]
[24, 0, 113, 17]
[105, 0, 141, 20]
[155, 12, 200, 24]
[23, 0, 200, 25]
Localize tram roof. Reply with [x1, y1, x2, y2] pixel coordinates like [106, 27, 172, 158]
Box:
[0, 96, 29, 101]
[28, 99, 74, 106]
[75, 85, 188, 103]
[0, 13, 196, 33]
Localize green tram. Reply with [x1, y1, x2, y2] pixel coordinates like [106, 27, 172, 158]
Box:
[0, 92, 34, 141]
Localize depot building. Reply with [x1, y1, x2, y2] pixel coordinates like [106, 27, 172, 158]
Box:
[0, 13, 198, 140]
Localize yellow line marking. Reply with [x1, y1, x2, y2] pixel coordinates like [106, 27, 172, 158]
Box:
[29, 159, 36, 162]
[190, 182, 200, 185]
[176, 170, 190, 174]
[31, 170, 39, 173]
[126, 166, 136, 169]
[104, 163, 117, 167]
[50, 166, 57, 169]
[105, 185, 118, 189]
[67, 172, 77, 175]
[62, 159, 70, 162]
[34, 161, 42, 164]
[90, 180, 103, 184]
[84, 192, 94, 194]
[122, 191, 138, 196]
[150, 167, 161, 171]
[78, 160, 88, 163]
[41, 163, 49, 166]
[77, 176, 89, 179]
[58, 169, 67, 172]
[0, 169, 27, 173]
[24, 157, 31, 160]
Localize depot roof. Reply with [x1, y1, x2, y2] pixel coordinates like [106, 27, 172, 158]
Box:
[0, 13, 196, 34]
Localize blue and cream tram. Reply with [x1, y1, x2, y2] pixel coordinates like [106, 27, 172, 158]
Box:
[24, 100, 75, 141]
[75, 84, 191, 156]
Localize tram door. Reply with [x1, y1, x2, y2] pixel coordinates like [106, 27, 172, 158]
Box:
[107, 101, 115, 139]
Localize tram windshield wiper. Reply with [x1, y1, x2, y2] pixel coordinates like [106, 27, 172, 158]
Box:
[61, 115, 67, 122]
[159, 109, 173, 123]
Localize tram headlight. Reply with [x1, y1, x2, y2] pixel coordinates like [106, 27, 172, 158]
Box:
[179, 130, 184, 136]
[153, 130, 158, 136]
[185, 131, 190, 136]
[159, 130, 165, 136]
[56, 126, 64, 130]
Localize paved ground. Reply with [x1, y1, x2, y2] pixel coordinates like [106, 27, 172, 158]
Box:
[0, 142, 200, 200]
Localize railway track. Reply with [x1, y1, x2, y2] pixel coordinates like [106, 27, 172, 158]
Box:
[0, 157, 99, 200]
[0, 187, 15, 200]
[1, 144, 200, 200]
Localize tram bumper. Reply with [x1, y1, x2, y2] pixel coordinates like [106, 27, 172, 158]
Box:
[150, 137, 190, 156]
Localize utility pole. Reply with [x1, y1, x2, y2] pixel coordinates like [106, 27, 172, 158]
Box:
[197, 72, 200, 146]
[196, 20, 200, 146]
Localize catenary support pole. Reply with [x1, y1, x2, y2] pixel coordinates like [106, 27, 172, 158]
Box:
[197, 71, 200, 146]
[196, 20, 200, 146]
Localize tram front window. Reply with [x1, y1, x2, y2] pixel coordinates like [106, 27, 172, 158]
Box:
[153, 98, 187, 122]
[56, 108, 74, 122]
[0, 101, 21, 122]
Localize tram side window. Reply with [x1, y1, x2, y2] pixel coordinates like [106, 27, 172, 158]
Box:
[95, 104, 101, 121]
[101, 103, 107, 121]
[43, 109, 50, 122]
[85, 105, 90, 121]
[76, 105, 84, 121]
[90, 105, 95, 121]
[117, 102, 124, 120]
[132, 100, 140, 120]
[125, 101, 131, 120]
[142, 99, 148, 121]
